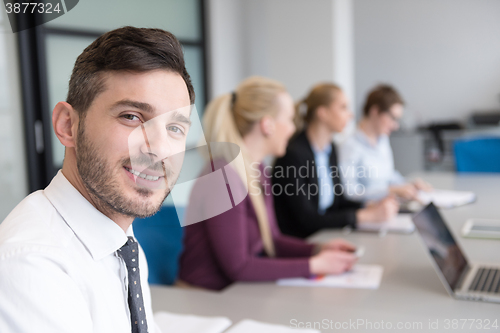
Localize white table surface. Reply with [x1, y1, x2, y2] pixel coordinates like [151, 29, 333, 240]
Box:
[151, 172, 500, 332]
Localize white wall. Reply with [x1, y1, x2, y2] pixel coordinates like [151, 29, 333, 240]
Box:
[354, 0, 500, 126]
[7, 1, 497, 218]
[206, 0, 247, 98]
[244, 0, 336, 100]
[0, 11, 28, 221]
[207, 0, 355, 104]
[332, 0, 355, 106]
[209, 0, 500, 127]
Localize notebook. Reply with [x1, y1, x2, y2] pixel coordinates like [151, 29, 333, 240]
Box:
[357, 214, 414, 234]
[225, 319, 321, 333]
[277, 264, 383, 289]
[417, 189, 476, 208]
[153, 311, 231, 333]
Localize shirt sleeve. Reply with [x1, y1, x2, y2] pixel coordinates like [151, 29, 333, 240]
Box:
[389, 169, 406, 185]
[204, 200, 311, 282]
[273, 233, 315, 258]
[152, 322, 163, 333]
[0, 251, 93, 333]
[273, 151, 358, 237]
[338, 137, 393, 202]
[385, 137, 406, 185]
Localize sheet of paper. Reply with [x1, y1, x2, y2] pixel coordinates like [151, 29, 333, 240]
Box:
[277, 264, 383, 289]
[225, 319, 321, 333]
[154, 311, 232, 333]
[357, 214, 415, 233]
[417, 189, 476, 208]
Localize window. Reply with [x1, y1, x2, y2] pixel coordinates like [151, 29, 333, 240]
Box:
[17, 0, 208, 191]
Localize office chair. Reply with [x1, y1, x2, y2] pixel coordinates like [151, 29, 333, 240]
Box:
[134, 205, 185, 285]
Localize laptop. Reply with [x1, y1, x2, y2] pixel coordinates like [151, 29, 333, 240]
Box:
[412, 203, 500, 303]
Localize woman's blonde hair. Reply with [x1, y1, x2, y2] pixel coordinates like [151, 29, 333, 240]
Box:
[202, 76, 287, 257]
[295, 83, 342, 133]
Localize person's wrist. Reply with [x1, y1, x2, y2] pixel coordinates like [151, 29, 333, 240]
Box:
[356, 208, 370, 224]
[309, 256, 319, 275]
[388, 186, 400, 196]
[312, 243, 322, 255]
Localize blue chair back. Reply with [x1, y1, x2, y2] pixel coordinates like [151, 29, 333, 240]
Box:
[454, 136, 500, 173]
[133, 205, 185, 285]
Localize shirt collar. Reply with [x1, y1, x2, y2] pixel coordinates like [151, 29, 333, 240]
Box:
[355, 127, 386, 148]
[311, 143, 332, 156]
[44, 171, 131, 261]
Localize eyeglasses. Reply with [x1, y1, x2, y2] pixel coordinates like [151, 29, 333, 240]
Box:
[385, 112, 401, 123]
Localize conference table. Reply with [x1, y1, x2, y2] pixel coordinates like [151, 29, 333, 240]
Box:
[150, 172, 500, 332]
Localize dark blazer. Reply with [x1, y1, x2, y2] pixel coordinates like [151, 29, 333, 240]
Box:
[272, 130, 362, 238]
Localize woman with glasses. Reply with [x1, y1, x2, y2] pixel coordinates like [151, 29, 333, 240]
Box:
[338, 84, 430, 203]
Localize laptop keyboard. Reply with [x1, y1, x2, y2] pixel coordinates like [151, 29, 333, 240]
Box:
[469, 268, 500, 293]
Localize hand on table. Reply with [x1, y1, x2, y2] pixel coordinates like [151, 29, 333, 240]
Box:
[357, 195, 399, 224]
[412, 178, 433, 192]
[389, 179, 433, 201]
[309, 249, 358, 275]
[389, 183, 419, 200]
[320, 238, 357, 252]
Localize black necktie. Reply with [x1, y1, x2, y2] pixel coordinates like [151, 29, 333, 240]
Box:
[118, 237, 148, 333]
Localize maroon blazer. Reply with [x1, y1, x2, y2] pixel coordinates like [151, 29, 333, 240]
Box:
[179, 163, 314, 290]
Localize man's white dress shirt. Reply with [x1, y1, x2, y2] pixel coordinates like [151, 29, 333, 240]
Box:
[339, 128, 405, 202]
[0, 171, 159, 333]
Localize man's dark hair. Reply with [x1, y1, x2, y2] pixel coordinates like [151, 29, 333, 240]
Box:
[67, 26, 195, 116]
[362, 84, 404, 117]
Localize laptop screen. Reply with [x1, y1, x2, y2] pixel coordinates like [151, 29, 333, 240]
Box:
[412, 203, 468, 290]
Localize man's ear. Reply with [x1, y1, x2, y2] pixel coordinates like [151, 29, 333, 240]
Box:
[368, 105, 380, 118]
[52, 102, 79, 148]
[260, 115, 275, 137]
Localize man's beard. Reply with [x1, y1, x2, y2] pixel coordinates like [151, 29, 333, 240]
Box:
[75, 121, 172, 218]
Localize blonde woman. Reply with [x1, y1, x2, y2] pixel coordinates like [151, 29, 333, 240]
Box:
[273, 83, 399, 239]
[179, 77, 358, 290]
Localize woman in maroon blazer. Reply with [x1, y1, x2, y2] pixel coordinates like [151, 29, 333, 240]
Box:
[179, 77, 358, 290]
